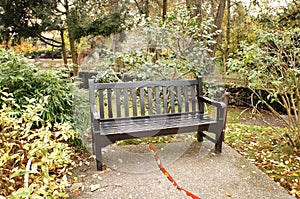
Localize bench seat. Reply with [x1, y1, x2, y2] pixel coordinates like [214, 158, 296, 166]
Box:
[99, 113, 215, 135]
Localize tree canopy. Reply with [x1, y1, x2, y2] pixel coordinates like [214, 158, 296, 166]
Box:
[0, 0, 59, 44]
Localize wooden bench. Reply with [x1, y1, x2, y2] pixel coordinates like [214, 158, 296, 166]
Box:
[88, 77, 227, 171]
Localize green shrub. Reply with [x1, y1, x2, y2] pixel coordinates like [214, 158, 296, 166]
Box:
[0, 91, 77, 198]
[227, 28, 300, 146]
[0, 48, 74, 125]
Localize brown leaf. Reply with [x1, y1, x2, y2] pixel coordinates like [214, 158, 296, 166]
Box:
[225, 191, 232, 197]
[73, 189, 80, 195]
[266, 185, 273, 190]
[90, 184, 101, 192]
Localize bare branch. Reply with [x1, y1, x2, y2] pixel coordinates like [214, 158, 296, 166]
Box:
[38, 35, 62, 48]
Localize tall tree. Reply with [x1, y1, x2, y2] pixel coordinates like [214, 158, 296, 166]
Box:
[211, 0, 226, 55]
[224, 0, 230, 73]
[162, 0, 167, 21]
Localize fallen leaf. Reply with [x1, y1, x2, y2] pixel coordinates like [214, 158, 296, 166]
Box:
[73, 189, 80, 195]
[225, 191, 232, 197]
[70, 182, 83, 191]
[266, 185, 273, 190]
[90, 184, 101, 192]
[289, 173, 298, 177]
[73, 177, 78, 182]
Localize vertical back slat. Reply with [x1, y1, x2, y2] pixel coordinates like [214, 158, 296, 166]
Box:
[198, 77, 204, 114]
[107, 89, 113, 118]
[155, 87, 161, 114]
[98, 89, 105, 119]
[132, 89, 137, 116]
[116, 88, 121, 117]
[163, 87, 168, 113]
[184, 85, 189, 112]
[170, 86, 175, 113]
[124, 89, 129, 117]
[148, 87, 153, 115]
[177, 86, 182, 113]
[140, 87, 145, 116]
[191, 86, 196, 112]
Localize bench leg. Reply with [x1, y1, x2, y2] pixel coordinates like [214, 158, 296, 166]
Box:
[95, 144, 104, 171]
[94, 134, 107, 171]
[197, 131, 204, 142]
[215, 129, 225, 154]
[197, 126, 205, 142]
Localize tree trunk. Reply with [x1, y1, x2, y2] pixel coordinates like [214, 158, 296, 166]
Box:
[110, 0, 123, 71]
[186, 0, 202, 20]
[211, 0, 226, 56]
[64, 0, 79, 76]
[144, 0, 149, 17]
[60, 30, 68, 67]
[162, 0, 167, 21]
[224, 0, 230, 74]
[186, 0, 192, 10]
[69, 36, 78, 76]
[134, 0, 149, 17]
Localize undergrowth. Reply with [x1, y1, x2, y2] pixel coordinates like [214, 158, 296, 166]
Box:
[0, 90, 77, 198]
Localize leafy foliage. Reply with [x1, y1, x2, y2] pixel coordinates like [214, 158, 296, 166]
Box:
[94, 68, 120, 83]
[90, 6, 220, 81]
[89, 6, 224, 98]
[125, 6, 219, 80]
[0, 0, 58, 44]
[227, 1, 300, 146]
[0, 49, 75, 125]
[0, 91, 77, 198]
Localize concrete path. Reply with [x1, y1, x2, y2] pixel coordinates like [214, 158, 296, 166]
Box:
[70, 141, 295, 199]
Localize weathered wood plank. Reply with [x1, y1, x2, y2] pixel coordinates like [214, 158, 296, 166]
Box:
[93, 80, 198, 90]
[98, 89, 105, 119]
[170, 86, 175, 113]
[163, 87, 168, 114]
[191, 86, 196, 112]
[148, 87, 153, 115]
[140, 87, 145, 116]
[107, 89, 113, 118]
[155, 87, 161, 114]
[184, 85, 189, 112]
[116, 88, 121, 117]
[177, 85, 182, 113]
[124, 89, 129, 117]
[132, 89, 137, 116]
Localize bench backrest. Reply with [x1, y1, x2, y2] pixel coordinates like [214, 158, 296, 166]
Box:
[88, 77, 204, 120]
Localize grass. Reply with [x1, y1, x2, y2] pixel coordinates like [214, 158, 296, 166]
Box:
[225, 107, 300, 198]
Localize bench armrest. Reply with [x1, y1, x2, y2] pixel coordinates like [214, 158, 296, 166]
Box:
[200, 96, 227, 122]
[90, 104, 100, 120]
[200, 96, 227, 109]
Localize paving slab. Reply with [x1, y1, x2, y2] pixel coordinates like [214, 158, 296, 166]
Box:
[69, 141, 296, 199]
